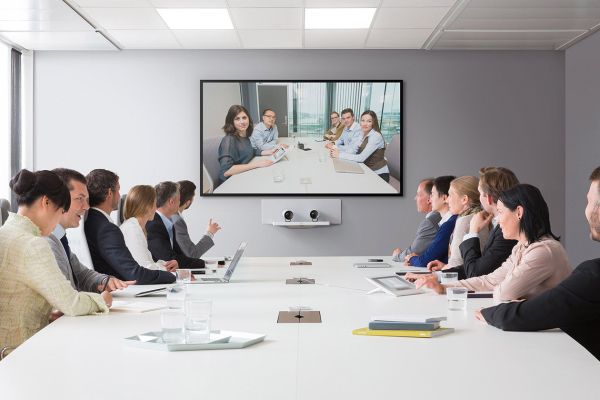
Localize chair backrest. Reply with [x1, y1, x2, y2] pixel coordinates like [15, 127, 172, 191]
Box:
[203, 136, 223, 190]
[385, 134, 401, 181]
[65, 210, 94, 270]
[202, 164, 214, 194]
[117, 194, 127, 225]
[0, 198, 10, 226]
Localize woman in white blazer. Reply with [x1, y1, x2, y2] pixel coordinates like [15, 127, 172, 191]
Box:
[120, 185, 178, 272]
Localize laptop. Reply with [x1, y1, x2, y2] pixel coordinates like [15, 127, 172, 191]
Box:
[190, 242, 247, 284]
[333, 159, 364, 174]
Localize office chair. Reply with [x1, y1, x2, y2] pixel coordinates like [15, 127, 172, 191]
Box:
[0, 198, 10, 226]
[202, 136, 222, 190]
[385, 134, 401, 192]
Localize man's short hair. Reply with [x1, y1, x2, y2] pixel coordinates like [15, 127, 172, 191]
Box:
[86, 169, 119, 207]
[479, 167, 519, 203]
[52, 168, 87, 190]
[590, 166, 600, 194]
[419, 178, 435, 196]
[178, 180, 197, 207]
[433, 176, 455, 197]
[262, 108, 275, 116]
[155, 181, 180, 208]
[341, 108, 354, 117]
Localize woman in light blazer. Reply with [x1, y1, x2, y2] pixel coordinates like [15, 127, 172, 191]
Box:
[0, 169, 110, 356]
[409, 184, 572, 302]
[120, 185, 178, 272]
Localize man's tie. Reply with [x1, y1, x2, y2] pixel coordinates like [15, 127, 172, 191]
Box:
[60, 235, 78, 288]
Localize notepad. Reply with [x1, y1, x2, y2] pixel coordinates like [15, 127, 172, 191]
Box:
[371, 314, 447, 323]
[352, 327, 454, 338]
[111, 301, 166, 313]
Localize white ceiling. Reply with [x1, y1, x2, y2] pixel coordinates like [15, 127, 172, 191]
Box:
[0, 0, 599, 51]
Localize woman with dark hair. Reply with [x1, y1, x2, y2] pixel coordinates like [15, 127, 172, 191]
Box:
[0, 169, 110, 355]
[329, 110, 390, 182]
[411, 183, 572, 302]
[217, 104, 274, 184]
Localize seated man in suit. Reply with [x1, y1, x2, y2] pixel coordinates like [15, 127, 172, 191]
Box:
[477, 166, 600, 361]
[85, 169, 175, 284]
[47, 168, 133, 292]
[173, 180, 221, 258]
[146, 181, 205, 269]
[391, 178, 441, 261]
[323, 111, 345, 141]
[427, 167, 519, 279]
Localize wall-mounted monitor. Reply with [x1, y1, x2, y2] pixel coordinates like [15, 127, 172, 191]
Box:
[201, 80, 403, 196]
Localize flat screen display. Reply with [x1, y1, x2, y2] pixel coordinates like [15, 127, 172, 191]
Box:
[201, 80, 403, 196]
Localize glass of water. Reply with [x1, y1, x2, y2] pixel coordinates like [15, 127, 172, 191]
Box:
[184, 298, 212, 344]
[161, 310, 185, 344]
[166, 284, 186, 309]
[446, 287, 468, 311]
[440, 272, 459, 284]
[176, 269, 192, 284]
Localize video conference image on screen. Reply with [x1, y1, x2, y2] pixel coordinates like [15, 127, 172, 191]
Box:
[201, 80, 403, 196]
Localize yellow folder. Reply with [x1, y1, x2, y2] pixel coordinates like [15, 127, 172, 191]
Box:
[352, 327, 454, 338]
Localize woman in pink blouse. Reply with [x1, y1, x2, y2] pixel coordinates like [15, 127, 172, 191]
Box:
[411, 184, 572, 302]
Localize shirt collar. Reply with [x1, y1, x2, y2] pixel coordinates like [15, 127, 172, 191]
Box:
[52, 224, 66, 240]
[438, 211, 453, 226]
[171, 212, 182, 224]
[92, 207, 112, 222]
[156, 210, 174, 230]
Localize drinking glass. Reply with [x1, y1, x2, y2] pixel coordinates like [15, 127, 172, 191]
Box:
[446, 287, 468, 311]
[440, 272, 459, 284]
[166, 284, 186, 309]
[176, 269, 192, 284]
[161, 310, 185, 344]
[184, 298, 212, 344]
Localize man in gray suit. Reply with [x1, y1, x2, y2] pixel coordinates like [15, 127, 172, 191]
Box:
[392, 178, 441, 261]
[47, 168, 132, 292]
[173, 180, 221, 258]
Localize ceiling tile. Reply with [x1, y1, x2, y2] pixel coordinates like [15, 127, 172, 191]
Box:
[149, 0, 227, 7]
[171, 29, 241, 48]
[442, 30, 586, 40]
[304, 29, 368, 48]
[373, 7, 451, 29]
[433, 38, 561, 50]
[367, 28, 432, 48]
[108, 29, 181, 48]
[82, 7, 167, 29]
[72, 0, 152, 7]
[381, 0, 457, 6]
[239, 29, 302, 48]
[0, 31, 116, 50]
[0, 19, 92, 31]
[0, 0, 66, 9]
[227, 0, 302, 6]
[229, 8, 303, 30]
[465, 0, 600, 7]
[449, 17, 600, 30]
[304, 0, 380, 6]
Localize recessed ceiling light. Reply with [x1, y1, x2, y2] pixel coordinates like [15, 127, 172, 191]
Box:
[305, 8, 376, 30]
[157, 8, 233, 30]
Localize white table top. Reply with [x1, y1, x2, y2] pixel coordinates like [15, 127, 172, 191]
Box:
[1, 256, 598, 400]
[214, 138, 397, 194]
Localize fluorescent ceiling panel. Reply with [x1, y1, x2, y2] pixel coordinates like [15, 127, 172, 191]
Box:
[157, 8, 233, 29]
[305, 8, 376, 29]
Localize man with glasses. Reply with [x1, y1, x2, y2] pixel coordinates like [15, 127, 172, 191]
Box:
[325, 108, 362, 154]
[324, 111, 345, 141]
[250, 108, 288, 155]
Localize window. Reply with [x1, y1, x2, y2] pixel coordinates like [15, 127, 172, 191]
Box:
[0, 42, 10, 202]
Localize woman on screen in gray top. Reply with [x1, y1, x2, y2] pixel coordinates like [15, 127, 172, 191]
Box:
[218, 105, 274, 184]
[329, 110, 390, 182]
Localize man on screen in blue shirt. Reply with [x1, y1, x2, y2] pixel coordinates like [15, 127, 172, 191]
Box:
[325, 108, 362, 154]
[250, 108, 288, 155]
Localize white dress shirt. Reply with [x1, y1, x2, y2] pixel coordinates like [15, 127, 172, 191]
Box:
[120, 218, 167, 271]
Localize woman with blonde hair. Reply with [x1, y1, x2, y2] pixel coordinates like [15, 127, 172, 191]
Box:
[120, 185, 178, 272]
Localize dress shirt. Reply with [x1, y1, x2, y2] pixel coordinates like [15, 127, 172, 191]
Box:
[338, 129, 389, 175]
[463, 218, 497, 242]
[334, 122, 362, 153]
[0, 213, 108, 352]
[120, 218, 167, 270]
[446, 236, 572, 302]
[250, 122, 279, 154]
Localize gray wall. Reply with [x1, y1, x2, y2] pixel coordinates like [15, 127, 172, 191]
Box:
[566, 31, 600, 266]
[33, 49, 565, 257]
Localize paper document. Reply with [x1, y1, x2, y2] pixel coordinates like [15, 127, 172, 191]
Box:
[111, 301, 166, 313]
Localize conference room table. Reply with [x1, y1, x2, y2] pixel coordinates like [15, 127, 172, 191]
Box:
[1, 257, 599, 400]
[214, 137, 397, 194]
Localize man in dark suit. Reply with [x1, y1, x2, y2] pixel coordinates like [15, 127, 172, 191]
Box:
[478, 166, 600, 361]
[146, 181, 205, 269]
[84, 169, 175, 285]
[428, 167, 519, 279]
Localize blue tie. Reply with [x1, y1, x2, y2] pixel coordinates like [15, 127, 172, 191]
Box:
[60, 235, 78, 288]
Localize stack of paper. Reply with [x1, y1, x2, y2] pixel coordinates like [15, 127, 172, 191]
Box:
[353, 314, 453, 338]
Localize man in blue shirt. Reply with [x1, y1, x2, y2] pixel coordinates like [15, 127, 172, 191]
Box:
[250, 108, 287, 155]
[325, 108, 362, 154]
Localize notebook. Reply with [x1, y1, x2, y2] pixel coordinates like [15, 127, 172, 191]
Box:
[371, 314, 447, 323]
[111, 301, 166, 313]
[352, 327, 454, 338]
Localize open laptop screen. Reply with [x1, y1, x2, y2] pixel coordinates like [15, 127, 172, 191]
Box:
[223, 242, 247, 282]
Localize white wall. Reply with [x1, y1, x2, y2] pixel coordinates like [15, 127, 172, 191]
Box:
[33, 49, 565, 257]
[202, 82, 241, 139]
[565, 31, 600, 266]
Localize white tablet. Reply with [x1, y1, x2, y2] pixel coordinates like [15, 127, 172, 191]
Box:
[365, 275, 424, 297]
[271, 147, 287, 163]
